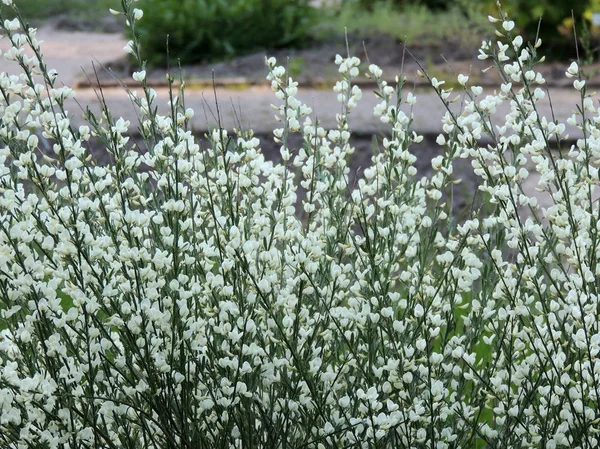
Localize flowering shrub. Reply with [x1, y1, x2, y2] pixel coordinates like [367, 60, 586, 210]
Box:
[0, 0, 599, 448]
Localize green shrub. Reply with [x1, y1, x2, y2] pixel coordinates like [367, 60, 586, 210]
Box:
[497, 0, 590, 36]
[350, 0, 448, 11]
[345, 0, 591, 49]
[9, 0, 114, 19]
[134, 0, 316, 65]
[316, 2, 485, 50]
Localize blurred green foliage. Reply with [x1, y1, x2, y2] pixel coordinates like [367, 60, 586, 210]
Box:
[348, 0, 591, 58]
[8, 0, 114, 19]
[134, 0, 316, 66]
[314, 2, 486, 50]
[350, 0, 448, 10]
[463, 0, 590, 41]
[352, 0, 591, 42]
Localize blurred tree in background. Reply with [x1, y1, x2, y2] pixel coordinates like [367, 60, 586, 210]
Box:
[353, 0, 448, 10]
[9, 0, 114, 20]
[135, 0, 315, 66]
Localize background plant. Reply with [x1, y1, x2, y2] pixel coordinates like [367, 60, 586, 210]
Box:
[344, 0, 592, 58]
[342, 0, 449, 11]
[0, 0, 599, 448]
[459, 0, 591, 56]
[133, 0, 316, 65]
[313, 1, 487, 51]
[9, 0, 115, 20]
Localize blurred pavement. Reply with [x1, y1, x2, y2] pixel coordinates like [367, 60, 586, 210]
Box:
[0, 25, 125, 87]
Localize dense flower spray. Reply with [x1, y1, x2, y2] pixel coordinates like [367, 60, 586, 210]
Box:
[0, 1, 599, 448]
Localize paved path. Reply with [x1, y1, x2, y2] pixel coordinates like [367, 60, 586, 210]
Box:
[0, 26, 592, 138]
[0, 25, 125, 87]
[59, 85, 588, 139]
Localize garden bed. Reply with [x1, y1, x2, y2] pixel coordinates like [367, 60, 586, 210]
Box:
[76, 29, 596, 90]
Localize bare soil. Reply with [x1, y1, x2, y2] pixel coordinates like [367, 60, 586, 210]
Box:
[79, 130, 482, 220]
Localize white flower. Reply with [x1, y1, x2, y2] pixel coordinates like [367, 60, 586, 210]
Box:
[566, 61, 579, 78]
[512, 35, 523, 49]
[132, 70, 146, 82]
[414, 304, 424, 317]
[3, 18, 19, 31]
[266, 56, 276, 67]
[282, 315, 293, 328]
[124, 40, 135, 54]
[338, 395, 350, 408]
[431, 77, 445, 89]
[502, 20, 515, 31]
[574, 79, 586, 91]
[369, 63, 382, 78]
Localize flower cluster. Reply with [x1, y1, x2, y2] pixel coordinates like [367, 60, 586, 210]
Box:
[0, 1, 599, 448]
